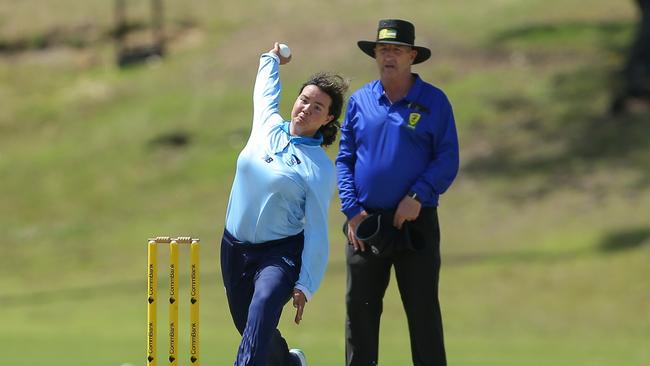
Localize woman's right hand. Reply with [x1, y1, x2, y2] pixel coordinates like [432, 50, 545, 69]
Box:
[269, 42, 291, 65]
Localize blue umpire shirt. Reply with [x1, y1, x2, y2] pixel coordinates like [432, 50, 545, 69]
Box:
[224, 52, 335, 301]
[336, 75, 459, 220]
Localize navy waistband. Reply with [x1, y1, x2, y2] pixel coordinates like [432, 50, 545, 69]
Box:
[222, 229, 304, 249]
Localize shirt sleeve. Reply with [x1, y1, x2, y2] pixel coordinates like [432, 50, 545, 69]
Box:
[295, 166, 335, 301]
[335, 97, 364, 220]
[410, 96, 460, 201]
[251, 52, 284, 136]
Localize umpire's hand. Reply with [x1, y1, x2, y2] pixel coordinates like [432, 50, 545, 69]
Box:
[347, 210, 368, 252]
[394, 194, 422, 229]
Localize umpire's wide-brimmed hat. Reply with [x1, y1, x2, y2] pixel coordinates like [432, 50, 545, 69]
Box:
[358, 19, 431, 64]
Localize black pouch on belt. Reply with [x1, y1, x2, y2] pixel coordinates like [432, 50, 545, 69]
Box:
[342, 210, 413, 257]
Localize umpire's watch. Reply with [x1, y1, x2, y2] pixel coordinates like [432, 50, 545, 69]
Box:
[407, 191, 421, 203]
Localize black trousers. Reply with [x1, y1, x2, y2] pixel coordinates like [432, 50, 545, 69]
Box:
[345, 207, 446, 366]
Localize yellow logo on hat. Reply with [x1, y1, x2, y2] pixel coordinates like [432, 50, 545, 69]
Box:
[378, 28, 397, 40]
[408, 113, 421, 128]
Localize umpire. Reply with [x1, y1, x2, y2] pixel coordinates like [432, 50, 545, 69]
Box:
[336, 19, 460, 365]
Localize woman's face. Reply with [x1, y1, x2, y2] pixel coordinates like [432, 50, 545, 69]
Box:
[290, 85, 334, 137]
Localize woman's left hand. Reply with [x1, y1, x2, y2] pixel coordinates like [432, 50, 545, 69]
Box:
[292, 288, 307, 324]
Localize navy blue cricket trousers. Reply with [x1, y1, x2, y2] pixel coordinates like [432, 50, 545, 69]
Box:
[220, 229, 303, 366]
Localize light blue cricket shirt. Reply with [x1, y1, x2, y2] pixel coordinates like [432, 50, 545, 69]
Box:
[224, 52, 335, 301]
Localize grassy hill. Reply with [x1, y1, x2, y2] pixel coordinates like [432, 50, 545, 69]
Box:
[1, 1, 649, 365]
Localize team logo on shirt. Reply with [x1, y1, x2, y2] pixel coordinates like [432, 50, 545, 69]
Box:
[285, 154, 302, 167]
[408, 113, 421, 128]
[261, 154, 274, 163]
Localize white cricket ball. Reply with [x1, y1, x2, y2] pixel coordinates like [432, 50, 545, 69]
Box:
[279, 43, 291, 58]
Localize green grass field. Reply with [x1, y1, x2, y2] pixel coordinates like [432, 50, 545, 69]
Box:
[1, 1, 649, 365]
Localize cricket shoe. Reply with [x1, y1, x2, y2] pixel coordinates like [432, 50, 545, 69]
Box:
[289, 348, 307, 366]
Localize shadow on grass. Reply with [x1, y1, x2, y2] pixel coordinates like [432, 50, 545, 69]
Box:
[463, 19, 650, 200]
[444, 226, 650, 266]
[599, 227, 650, 252]
[463, 103, 650, 199]
[0, 20, 198, 55]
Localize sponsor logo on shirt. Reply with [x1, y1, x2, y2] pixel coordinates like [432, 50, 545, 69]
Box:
[261, 154, 274, 163]
[285, 154, 302, 167]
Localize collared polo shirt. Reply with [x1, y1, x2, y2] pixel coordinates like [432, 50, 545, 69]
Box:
[336, 75, 459, 220]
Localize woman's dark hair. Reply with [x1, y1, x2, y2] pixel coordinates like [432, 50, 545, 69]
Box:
[300, 72, 349, 147]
